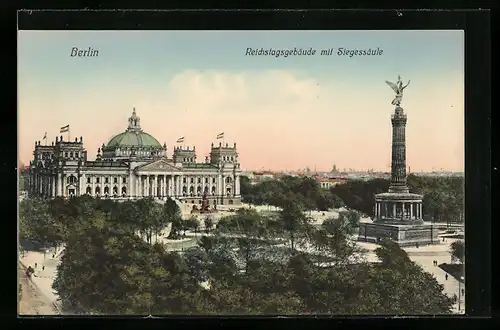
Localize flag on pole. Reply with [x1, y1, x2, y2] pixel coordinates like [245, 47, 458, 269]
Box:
[60, 125, 70, 133]
[42, 132, 47, 140]
[216, 132, 224, 139]
[176, 137, 185, 143]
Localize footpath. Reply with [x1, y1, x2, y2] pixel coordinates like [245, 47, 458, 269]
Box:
[19, 247, 63, 314]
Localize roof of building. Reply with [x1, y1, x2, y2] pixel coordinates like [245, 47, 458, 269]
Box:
[106, 130, 162, 149]
[105, 108, 163, 150]
[85, 161, 129, 168]
[183, 163, 218, 169]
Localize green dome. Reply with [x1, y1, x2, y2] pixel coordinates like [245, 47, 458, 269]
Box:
[106, 130, 162, 149]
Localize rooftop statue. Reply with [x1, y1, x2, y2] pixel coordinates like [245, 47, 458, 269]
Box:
[385, 75, 411, 106]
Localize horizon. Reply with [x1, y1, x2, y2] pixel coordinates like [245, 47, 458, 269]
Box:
[18, 30, 464, 172]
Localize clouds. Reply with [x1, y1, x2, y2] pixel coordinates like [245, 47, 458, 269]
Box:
[18, 68, 464, 172]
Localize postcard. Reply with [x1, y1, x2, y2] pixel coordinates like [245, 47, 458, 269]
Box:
[18, 29, 465, 316]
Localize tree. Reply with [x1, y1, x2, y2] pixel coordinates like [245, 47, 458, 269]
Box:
[53, 217, 155, 315]
[278, 197, 314, 252]
[371, 239, 455, 314]
[19, 199, 64, 249]
[184, 216, 200, 236]
[450, 240, 464, 263]
[164, 198, 183, 239]
[204, 216, 214, 234]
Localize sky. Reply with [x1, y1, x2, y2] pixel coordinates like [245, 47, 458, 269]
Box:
[18, 30, 464, 172]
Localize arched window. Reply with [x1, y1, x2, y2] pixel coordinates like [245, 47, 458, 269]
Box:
[212, 177, 216, 183]
[204, 186, 209, 193]
[190, 178, 194, 183]
[226, 187, 232, 196]
[122, 186, 127, 197]
[86, 186, 92, 195]
[113, 186, 118, 197]
[182, 186, 187, 196]
[197, 177, 201, 183]
[189, 186, 194, 196]
[183, 177, 187, 183]
[104, 187, 110, 195]
[211, 186, 216, 195]
[68, 175, 77, 184]
[205, 178, 209, 183]
[95, 186, 101, 196]
[197, 186, 202, 195]
[225, 177, 233, 184]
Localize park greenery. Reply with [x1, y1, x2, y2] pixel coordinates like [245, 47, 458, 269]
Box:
[241, 174, 464, 224]
[19, 195, 454, 315]
[450, 240, 465, 263]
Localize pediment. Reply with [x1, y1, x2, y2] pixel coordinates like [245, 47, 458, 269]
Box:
[135, 159, 180, 172]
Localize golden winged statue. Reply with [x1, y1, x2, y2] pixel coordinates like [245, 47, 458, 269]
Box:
[385, 75, 411, 106]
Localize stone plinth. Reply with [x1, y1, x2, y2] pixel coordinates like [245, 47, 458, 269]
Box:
[358, 221, 440, 247]
[374, 192, 424, 225]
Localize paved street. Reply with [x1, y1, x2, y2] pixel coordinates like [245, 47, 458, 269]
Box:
[19, 248, 63, 313]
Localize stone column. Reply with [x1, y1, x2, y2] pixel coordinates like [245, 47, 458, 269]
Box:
[154, 175, 158, 197]
[218, 173, 223, 196]
[62, 174, 66, 197]
[56, 173, 61, 196]
[235, 175, 241, 195]
[178, 176, 181, 196]
[81, 173, 86, 196]
[410, 202, 414, 219]
[201, 176, 205, 195]
[392, 203, 396, 218]
[419, 203, 423, 220]
[51, 176, 55, 197]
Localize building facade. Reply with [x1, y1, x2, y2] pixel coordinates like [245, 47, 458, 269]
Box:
[27, 108, 242, 206]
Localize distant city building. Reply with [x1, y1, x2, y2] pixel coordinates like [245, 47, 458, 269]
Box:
[251, 171, 274, 184]
[314, 176, 348, 189]
[27, 108, 242, 206]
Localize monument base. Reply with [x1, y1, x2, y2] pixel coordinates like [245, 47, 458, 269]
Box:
[358, 221, 439, 247]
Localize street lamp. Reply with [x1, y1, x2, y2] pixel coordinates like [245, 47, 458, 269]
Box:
[458, 276, 465, 312]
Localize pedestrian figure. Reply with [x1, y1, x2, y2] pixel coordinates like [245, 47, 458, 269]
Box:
[445, 274, 448, 280]
[453, 294, 457, 303]
[52, 253, 55, 258]
[461, 288, 465, 295]
[416, 242, 419, 248]
[34, 262, 37, 268]
[42, 265, 45, 271]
